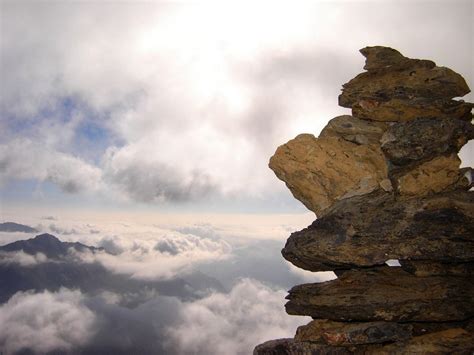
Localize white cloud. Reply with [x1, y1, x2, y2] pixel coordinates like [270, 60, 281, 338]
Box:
[74, 230, 232, 280]
[0, 251, 48, 267]
[7, 2, 472, 206]
[0, 280, 310, 354]
[167, 278, 310, 355]
[0, 289, 97, 354]
[0, 138, 102, 194]
[286, 262, 337, 283]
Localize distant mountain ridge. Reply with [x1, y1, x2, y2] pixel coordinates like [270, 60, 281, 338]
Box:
[0, 233, 103, 258]
[0, 222, 38, 233]
[0, 233, 224, 304]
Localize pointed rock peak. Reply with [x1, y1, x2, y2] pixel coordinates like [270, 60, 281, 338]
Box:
[33, 233, 60, 243]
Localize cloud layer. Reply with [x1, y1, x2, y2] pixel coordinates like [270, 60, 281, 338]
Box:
[0, 280, 309, 354]
[167, 278, 310, 355]
[0, 289, 96, 354]
[2, 2, 470, 209]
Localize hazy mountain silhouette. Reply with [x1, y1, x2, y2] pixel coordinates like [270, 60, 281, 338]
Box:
[0, 222, 38, 233]
[0, 233, 103, 258]
[0, 233, 224, 304]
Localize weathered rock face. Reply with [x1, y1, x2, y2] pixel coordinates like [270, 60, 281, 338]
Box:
[395, 154, 463, 196]
[381, 117, 474, 165]
[339, 47, 470, 109]
[295, 320, 412, 345]
[352, 97, 473, 122]
[269, 127, 389, 216]
[255, 46, 474, 354]
[281, 190, 474, 271]
[285, 267, 474, 322]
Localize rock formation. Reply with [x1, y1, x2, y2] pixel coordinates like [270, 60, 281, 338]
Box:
[254, 46, 474, 354]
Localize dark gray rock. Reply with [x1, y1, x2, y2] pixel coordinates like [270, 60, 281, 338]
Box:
[253, 338, 352, 355]
[285, 267, 474, 322]
[381, 118, 474, 165]
[281, 190, 474, 272]
[295, 320, 412, 345]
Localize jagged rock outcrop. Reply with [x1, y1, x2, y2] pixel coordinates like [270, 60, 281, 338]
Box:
[254, 46, 474, 354]
[269, 125, 389, 216]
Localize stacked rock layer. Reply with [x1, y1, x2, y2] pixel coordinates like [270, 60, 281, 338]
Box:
[254, 47, 474, 354]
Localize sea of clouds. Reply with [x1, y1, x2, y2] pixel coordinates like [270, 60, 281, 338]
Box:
[0, 213, 335, 354]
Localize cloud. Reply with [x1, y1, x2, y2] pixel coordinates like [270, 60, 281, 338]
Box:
[0, 251, 48, 267]
[2, 2, 472, 207]
[102, 147, 217, 202]
[75, 231, 232, 280]
[286, 262, 337, 283]
[0, 138, 102, 194]
[166, 278, 310, 355]
[0, 289, 96, 354]
[0, 278, 307, 354]
[49, 223, 79, 235]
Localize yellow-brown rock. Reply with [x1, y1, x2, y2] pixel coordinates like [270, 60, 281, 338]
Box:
[396, 154, 462, 196]
[269, 133, 388, 216]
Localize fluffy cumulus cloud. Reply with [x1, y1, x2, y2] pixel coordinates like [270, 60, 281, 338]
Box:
[167, 278, 310, 354]
[0, 251, 48, 267]
[2, 2, 471, 208]
[0, 289, 96, 354]
[72, 228, 232, 280]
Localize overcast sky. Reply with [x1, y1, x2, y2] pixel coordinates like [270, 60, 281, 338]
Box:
[0, 0, 472, 215]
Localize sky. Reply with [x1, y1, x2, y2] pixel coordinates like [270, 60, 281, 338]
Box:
[0, 2, 473, 353]
[0, 0, 472, 216]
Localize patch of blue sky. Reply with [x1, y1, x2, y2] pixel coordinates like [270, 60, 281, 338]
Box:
[4, 95, 120, 163]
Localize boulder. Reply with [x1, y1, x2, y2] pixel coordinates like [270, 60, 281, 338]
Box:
[285, 267, 474, 322]
[368, 328, 474, 355]
[281, 190, 474, 271]
[253, 338, 352, 355]
[400, 260, 474, 277]
[395, 154, 463, 196]
[339, 47, 470, 109]
[352, 98, 473, 122]
[269, 133, 388, 216]
[295, 320, 412, 345]
[319, 115, 388, 145]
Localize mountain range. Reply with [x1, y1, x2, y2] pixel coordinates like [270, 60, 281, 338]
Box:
[0, 233, 224, 305]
